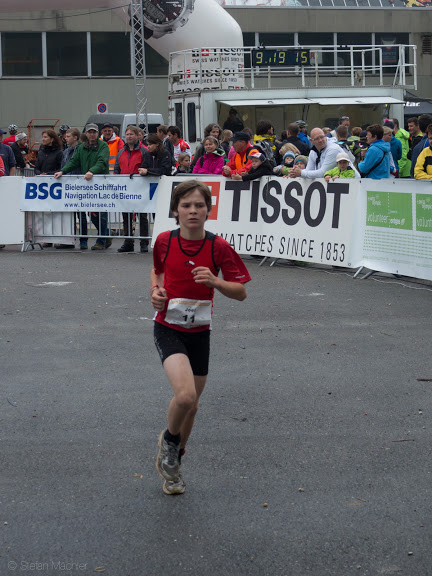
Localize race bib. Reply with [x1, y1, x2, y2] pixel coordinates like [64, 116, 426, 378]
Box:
[165, 298, 212, 329]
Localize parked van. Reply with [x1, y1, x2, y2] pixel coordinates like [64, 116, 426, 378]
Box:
[84, 113, 164, 139]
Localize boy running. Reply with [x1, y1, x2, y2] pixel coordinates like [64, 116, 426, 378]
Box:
[151, 179, 251, 495]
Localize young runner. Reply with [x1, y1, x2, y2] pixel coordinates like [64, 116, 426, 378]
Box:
[150, 179, 251, 495]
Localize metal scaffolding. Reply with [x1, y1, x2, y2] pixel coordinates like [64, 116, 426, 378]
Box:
[130, 1, 148, 134]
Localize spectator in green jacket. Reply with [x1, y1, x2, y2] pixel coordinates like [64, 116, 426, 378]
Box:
[391, 118, 411, 178]
[54, 123, 111, 251]
[324, 152, 357, 181]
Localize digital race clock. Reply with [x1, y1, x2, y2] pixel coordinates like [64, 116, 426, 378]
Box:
[252, 49, 310, 67]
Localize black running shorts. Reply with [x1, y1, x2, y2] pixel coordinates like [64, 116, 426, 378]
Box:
[153, 322, 210, 376]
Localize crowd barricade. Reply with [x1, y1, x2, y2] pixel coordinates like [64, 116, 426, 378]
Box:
[19, 174, 159, 250]
[2, 174, 432, 283]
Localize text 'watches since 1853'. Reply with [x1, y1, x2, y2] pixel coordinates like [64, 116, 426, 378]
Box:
[142, 0, 195, 39]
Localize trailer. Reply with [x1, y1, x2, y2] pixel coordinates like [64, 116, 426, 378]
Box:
[168, 43, 417, 152]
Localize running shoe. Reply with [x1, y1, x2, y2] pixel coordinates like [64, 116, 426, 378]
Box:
[156, 430, 180, 481]
[163, 469, 186, 495]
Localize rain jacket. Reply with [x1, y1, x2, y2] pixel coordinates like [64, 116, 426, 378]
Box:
[394, 128, 411, 177]
[414, 146, 432, 180]
[192, 148, 225, 175]
[61, 140, 109, 175]
[358, 140, 391, 180]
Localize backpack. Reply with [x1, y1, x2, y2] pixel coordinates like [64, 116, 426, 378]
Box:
[337, 141, 356, 164]
[254, 140, 276, 168]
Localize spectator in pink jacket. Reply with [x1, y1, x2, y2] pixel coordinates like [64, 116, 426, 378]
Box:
[192, 136, 225, 175]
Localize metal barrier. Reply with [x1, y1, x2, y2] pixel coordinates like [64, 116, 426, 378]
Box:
[23, 211, 154, 251]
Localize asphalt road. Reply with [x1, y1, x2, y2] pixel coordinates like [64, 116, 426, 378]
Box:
[1, 241, 431, 576]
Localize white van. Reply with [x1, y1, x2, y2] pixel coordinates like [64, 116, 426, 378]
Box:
[84, 112, 164, 139]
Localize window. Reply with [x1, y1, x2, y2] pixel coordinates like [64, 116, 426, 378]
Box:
[47, 33, 87, 76]
[145, 44, 168, 76]
[259, 33, 295, 47]
[337, 33, 373, 70]
[376, 33, 410, 74]
[1, 33, 42, 76]
[187, 102, 196, 143]
[91, 32, 131, 76]
[298, 33, 334, 68]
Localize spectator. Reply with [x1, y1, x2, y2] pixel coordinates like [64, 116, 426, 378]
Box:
[330, 115, 350, 139]
[295, 120, 311, 147]
[407, 117, 423, 161]
[324, 151, 357, 182]
[335, 124, 356, 164]
[220, 130, 233, 157]
[382, 126, 399, 177]
[273, 151, 296, 176]
[157, 124, 175, 167]
[231, 152, 274, 181]
[58, 124, 71, 149]
[3, 124, 18, 146]
[414, 123, 432, 180]
[358, 124, 391, 180]
[54, 123, 111, 251]
[138, 134, 172, 178]
[222, 132, 259, 178]
[289, 128, 341, 179]
[253, 119, 276, 157]
[10, 133, 30, 171]
[167, 125, 191, 164]
[192, 136, 225, 175]
[323, 127, 332, 136]
[172, 153, 192, 175]
[391, 117, 411, 178]
[114, 125, 150, 254]
[383, 121, 402, 166]
[191, 123, 223, 170]
[222, 108, 244, 132]
[278, 142, 301, 158]
[410, 114, 432, 178]
[0, 128, 17, 176]
[276, 123, 309, 162]
[34, 130, 63, 175]
[100, 122, 125, 171]
[292, 155, 308, 171]
[0, 155, 4, 177]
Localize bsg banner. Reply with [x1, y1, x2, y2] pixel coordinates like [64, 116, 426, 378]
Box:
[21, 175, 159, 213]
[152, 176, 363, 268]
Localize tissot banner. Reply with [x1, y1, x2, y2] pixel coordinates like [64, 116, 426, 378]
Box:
[21, 176, 159, 213]
[152, 176, 363, 268]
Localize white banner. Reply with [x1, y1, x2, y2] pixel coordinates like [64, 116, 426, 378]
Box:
[0, 177, 25, 245]
[359, 179, 432, 280]
[153, 176, 363, 267]
[21, 175, 159, 213]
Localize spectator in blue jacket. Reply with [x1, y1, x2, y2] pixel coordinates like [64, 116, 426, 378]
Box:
[358, 124, 391, 180]
[384, 121, 402, 165]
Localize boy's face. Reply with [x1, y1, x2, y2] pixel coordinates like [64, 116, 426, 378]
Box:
[295, 161, 306, 170]
[251, 158, 263, 169]
[284, 156, 294, 166]
[338, 160, 349, 171]
[180, 157, 191, 169]
[173, 189, 210, 229]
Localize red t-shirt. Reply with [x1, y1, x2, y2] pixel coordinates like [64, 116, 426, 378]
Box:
[153, 229, 251, 332]
[3, 135, 16, 146]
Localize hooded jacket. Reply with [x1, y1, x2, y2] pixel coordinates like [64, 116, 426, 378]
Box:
[414, 146, 432, 180]
[240, 158, 274, 181]
[394, 128, 411, 177]
[192, 148, 225, 175]
[358, 140, 391, 179]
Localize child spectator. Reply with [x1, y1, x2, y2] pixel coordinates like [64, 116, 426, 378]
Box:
[324, 151, 356, 182]
[220, 130, 233, 157]
[231, 152, 273, 181]
[273, 151, 296, 176]
[172, 152, 192, 175]
[192, 136, 225, 175]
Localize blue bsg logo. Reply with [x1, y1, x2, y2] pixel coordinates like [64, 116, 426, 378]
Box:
[25, 182, 63, 200]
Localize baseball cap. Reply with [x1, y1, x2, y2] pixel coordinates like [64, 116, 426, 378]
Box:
[101, 122, 114, 129]
[248, 152, 265, 162]
[85, 123, 99, 132]
[336, 152, 351, 163]
[230, 132, 250, 143]
[0, 128, 6, 135]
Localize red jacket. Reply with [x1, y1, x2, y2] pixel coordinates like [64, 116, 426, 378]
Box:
[0, 156, 4, 176]
[114, 143, 147, 175]
[225, 145, 259, 176]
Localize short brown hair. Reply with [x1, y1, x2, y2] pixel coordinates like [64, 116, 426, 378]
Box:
[125, 125, 139, 135]
[367, 124, 384, 140]
[157, 125, 168, 135]
[425, 123, 432, 136]
[407, 117, 419, 127]
[66, 128, 81, 140]
[170, 180, 212, 224]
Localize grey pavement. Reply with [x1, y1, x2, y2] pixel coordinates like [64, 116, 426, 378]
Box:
[1, 240, 432, 576]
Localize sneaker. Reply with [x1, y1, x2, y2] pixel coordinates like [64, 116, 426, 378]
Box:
[163, 469, 186, 495]
[105, 238, 112, 249]
[118, 242, 134, 253]
[156, 430, 180, 481]
[80, 241, 88, 250]
[42, 243, 53, 248]
[91, 241, 105, 251]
